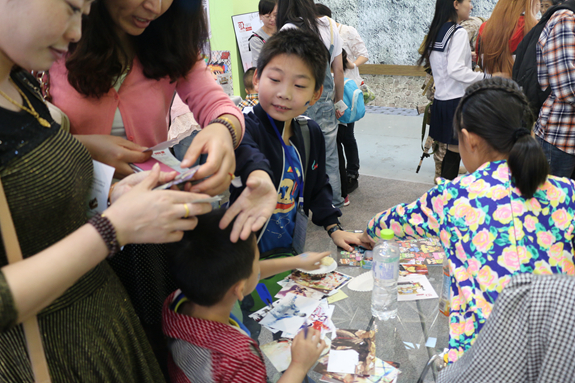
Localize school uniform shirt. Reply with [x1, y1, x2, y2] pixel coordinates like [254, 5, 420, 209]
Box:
[163, 291, 267, 383]
[366, 160, 575, 364]
[430, 23, 485, 101]
[535, 9, 575, 155]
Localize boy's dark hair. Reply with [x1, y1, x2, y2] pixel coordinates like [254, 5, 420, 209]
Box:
[167, 209, 257, 307]
[454, 77, 549, 199]
[257, 29, 327, 92]
[315, 3, 332, 17]
[259, 0, 278, 15]
[244, 67, 256, 91]
[65, 0, 208, 98]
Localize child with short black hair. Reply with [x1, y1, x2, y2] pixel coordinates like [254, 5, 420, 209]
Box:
[238, 67, 259, 111]
[163, 208, 328, 383]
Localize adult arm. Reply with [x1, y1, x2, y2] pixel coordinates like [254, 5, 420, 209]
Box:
[541, 13, 575, 104]
[175, 59, 245, 195]
[332, 53, 345, 118]
[446, 29, 485, 86]
[347, 26, 369, 66]
[0, 166, 211, 329]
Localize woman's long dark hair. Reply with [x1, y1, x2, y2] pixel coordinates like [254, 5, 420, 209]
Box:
[453, 77, 549, 198]
[417, 0, 463, 67]
[65, 0, 208, 98]
[276, 0, 319, 36]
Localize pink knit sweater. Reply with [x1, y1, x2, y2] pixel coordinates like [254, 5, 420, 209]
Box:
[49, 57, 243, 148]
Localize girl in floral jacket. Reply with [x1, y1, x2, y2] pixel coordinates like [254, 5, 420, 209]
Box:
[362, 77, 575, 363]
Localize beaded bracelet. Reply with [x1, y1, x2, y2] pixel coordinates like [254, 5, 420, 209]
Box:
[210, 116, 239, 149]
[88, 213, 121, 258]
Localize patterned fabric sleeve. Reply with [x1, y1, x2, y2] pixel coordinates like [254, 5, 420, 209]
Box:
[367, 182, 447, 240]
[0, 270, 17, 332]
[539, 12, 575, 103]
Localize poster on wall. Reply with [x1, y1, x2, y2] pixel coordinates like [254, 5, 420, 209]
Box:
[231, 12, 264, 73]
[202, 0, 211, 38]
[207, 50, 233, 97]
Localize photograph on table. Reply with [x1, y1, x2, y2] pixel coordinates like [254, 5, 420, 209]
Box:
[397, 274, 438, 301]
[261, 338, 292, 372]
[259, 294, 320, 335]
[288, 271, 352, 294]
[249, 299, 283, 323]
[275, 281, 326, 300]
[337, 246, 369, 267]
[316, 356, 400, 383]
[290, 300, 336, 338]
[399, 263, 429, 276]
[397, 237, 443, 254]
[315, 329, 376, 376]
[399, 251, 443, 265]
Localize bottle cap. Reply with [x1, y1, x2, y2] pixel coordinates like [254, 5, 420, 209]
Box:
[380, 229, 394, 240]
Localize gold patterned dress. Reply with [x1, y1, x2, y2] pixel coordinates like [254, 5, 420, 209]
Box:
[0, 71, 165, 382]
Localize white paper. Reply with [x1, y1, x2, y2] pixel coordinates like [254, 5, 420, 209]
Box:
[259, 295, 320, 336]
[326, 349, 359, 374]
[151, 150, 187, 174]
[231, 12, 264, 72]
[87, 160, 115, 218]
[397, 274, 438, 301]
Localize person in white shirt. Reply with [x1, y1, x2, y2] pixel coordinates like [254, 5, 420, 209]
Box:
[418, 0, 485, 180]
[277, 0, 346, 208]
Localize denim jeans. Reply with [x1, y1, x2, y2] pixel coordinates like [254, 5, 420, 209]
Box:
[172, 130, 208, 164]
[536, 136, 575, 177]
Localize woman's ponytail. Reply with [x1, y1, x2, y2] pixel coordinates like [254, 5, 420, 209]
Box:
[454, 77, 549, 198]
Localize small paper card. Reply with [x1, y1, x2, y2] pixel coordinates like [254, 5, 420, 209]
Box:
[397, 274, 438, 301]
[325, 329, 376, 375]
[87, 160, 115, 218]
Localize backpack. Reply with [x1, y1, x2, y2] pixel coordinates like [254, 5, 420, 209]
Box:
[338, 78, 366, 124]
[512, 1, 575, 118]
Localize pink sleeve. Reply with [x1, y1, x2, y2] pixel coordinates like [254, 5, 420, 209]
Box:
[175, 60, 245, 141]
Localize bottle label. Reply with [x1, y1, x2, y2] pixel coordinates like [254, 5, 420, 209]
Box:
[372, 259, 398, 280]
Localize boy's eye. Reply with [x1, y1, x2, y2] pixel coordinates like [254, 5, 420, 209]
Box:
[67, 1, 82, 13]
[295, 84, 307, 89]
[269, 77, 279, 83]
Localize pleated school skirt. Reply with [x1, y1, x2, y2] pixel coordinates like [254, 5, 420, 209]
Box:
[430, 97, 461, 146]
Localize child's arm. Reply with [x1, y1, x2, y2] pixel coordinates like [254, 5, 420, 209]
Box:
[278, 328, 326, 383]
[259, 252, 330, 280]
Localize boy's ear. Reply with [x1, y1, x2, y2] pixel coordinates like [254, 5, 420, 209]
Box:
[252, 69, 260, 90]
[232, 280, 247, 301]
[308, 85, 323, 107]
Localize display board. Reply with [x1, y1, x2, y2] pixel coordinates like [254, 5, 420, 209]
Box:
[231, 12, 264, 73]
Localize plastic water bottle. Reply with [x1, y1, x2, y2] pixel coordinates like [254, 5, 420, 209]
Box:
[371, 229, 400, 320]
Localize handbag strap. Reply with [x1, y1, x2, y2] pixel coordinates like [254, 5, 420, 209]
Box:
[0, 180, 52, 383]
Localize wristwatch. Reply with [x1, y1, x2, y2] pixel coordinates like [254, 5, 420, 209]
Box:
[327, 223, 344, 238]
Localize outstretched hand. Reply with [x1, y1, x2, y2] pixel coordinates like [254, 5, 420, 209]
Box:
[331, 231, 373, 251]
[220, 170, 277, 242]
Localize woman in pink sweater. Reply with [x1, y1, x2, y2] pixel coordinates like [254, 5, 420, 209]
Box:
[48, 0, 276, 376]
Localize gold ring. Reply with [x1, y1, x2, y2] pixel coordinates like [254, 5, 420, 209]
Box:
[183, 203, 190, 219]
[228, 172, 235, 180]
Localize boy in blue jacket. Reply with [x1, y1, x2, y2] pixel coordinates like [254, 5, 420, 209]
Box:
[230, 29, 367, 313]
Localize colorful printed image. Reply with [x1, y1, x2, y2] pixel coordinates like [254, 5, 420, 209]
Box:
[261, 338, 292, 372]
[289, 271, 352, 294]
[259, 294, 320, 336]
[275, 281, 325, 300]
[396, 274, 438, 301]
[317, 357, 400, 383]
[338, 246, 368, 267]
[314, 329, 376, 376]
[399, 263, 429, 276]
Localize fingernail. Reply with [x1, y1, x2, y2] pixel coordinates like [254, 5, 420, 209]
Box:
[181, 160, 190, 168]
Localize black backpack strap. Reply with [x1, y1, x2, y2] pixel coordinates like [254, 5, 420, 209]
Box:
[248, 33, 265, 51]
[294, 116, 310, 182]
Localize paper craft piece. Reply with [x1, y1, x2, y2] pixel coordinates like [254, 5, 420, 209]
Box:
[318, 358, 399, 383]
[286, 300, 336, 338]
[347, 271, 374, 292]
[259, 294, 320, 336]
[399, 263, 429, 276]
[325, 329, 376, 375]
[327, 290, 348, 304]
[132, 149, 187, 174]
[327, 349, 359, 374]
[397, 237, 444, 265]
[397, 274, 438, 301]
[275, 281, 325, 300]
[249, 299, 283, 323]
[87, 160, 115, 218]
[337, 246, 368, 267]
[261, 338, 292, 372]
[361, 250, 374, 269]
[289, 271, 352, 294]
[143, 138, 179, 152]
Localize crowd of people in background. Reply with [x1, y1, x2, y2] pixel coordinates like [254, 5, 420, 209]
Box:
[1, 0, 575, 381]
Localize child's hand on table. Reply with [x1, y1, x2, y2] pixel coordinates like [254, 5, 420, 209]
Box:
[295, 251, 331, 271]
